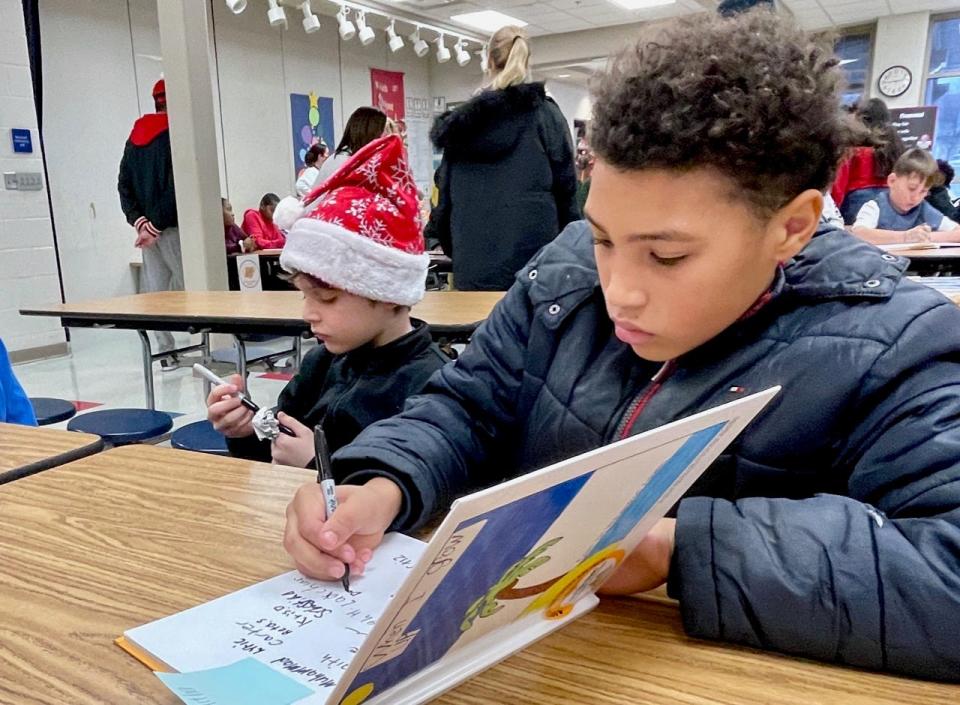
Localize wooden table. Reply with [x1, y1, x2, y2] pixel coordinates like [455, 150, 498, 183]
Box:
[0, 444, 954, 705]
[20, 291, 504, 408]
[0, 422, 103, 483]
[894, 247, 960, 275]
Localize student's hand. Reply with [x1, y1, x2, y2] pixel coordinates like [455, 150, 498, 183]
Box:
[904, 225, 933, 243]
[284, 477, 403, 581]
[598, 518, 676, 595]
[134, 231, 157, 249]
[243, 237, 257, 252]
[206, 374, 254, 438]
[270, 412, 315, 468]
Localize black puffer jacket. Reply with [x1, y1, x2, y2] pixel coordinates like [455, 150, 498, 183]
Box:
[425, 83, 578, 291]
[226, 321, 448, 468]
[337, 223, 960, 680]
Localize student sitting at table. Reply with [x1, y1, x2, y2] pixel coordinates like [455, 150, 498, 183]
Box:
[0, 338, 36, 426]
[242, 193, 286, 250]
[851, 148, 960, 245]
[222, 198, 254, 255]
[283, 11, 960, 681]
[207, 135, 448, 467]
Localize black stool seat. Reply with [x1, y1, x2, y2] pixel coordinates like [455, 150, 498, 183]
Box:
[171, 420, 229, 456]
[30, 397, 77, 426]
[67, 409, 173, 445]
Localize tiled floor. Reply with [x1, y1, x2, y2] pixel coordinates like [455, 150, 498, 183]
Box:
[13, 328, 308, 438]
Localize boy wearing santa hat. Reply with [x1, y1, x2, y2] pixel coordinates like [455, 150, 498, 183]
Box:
[206, 135, 448, 468]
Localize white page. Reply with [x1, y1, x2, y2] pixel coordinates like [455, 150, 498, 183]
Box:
[126, 532, 426, 705]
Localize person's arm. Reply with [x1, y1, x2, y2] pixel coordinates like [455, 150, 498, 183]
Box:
[539, 100, 580, 227]
[332, 259, 540, 530]
[117, 141, 144, 227]
[830, 156, 852, 208]
[0, 339, 36, 426]
[850, 201, 932, 245]
[669, 301, 960, 680]
[424, 159, 452, 256]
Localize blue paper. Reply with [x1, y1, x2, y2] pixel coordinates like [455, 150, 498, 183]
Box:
[155, 658, 313, 705]
[11, 129, 32, 153]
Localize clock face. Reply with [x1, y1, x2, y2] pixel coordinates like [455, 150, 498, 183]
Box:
[878, 65, 912, 98]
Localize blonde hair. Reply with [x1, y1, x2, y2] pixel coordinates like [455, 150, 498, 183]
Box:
[487, 26, 530, 90]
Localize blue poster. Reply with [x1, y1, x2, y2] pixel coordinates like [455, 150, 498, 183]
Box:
[290, 92, 334, 175]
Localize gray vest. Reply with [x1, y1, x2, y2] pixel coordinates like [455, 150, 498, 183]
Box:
[875, 191, 944, 230]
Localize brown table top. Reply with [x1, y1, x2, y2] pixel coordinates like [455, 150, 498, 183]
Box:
[895, 246, 960, 259]
[20, 290, 505, 332]
[0, 422, 103, 483]
[0, 444, 953, 705]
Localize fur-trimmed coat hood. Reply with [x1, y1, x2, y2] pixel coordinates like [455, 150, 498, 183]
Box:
[430, 82, 551, 161]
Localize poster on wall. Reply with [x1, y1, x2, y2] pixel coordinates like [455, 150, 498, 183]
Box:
[404, 96, 435, 193]
[371, 68, 406, 121]
[290, 92, 335, 175]
[890, 106, 938, 151]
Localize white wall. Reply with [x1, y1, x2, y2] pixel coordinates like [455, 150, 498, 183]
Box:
[0, 0, 65, 354]
[36, 0, 478, 318]
[544, 79, 591, 142]
[870, 11, 931, 108]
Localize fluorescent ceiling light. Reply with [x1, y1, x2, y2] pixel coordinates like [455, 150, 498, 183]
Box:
[450, 10, 527, 33]
[557, 73, 571, 78]
[607, 0, 675, 10]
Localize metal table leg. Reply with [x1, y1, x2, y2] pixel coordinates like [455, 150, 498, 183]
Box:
[294, 335, 303, 369]
[137, 330, 156, 410]
[233, 335, 248, 384]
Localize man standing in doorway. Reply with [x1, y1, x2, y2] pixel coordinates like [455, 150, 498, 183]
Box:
[117, 78, 183, 369]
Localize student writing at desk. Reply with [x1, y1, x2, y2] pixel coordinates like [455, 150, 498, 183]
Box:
[851, 148, 960, 245]
[284, 12, 960, 681]
[207, 136, 447, 467]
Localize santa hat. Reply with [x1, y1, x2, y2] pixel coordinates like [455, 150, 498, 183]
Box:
[152, 79, 165, 97]
[277, 135, 428, 306]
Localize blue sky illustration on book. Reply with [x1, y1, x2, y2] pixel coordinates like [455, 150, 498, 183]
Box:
[340, 422, 726, 703]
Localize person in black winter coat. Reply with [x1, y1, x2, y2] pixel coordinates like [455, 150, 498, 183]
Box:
[425, 26, 579, 291]
[284, 13, 960, 681]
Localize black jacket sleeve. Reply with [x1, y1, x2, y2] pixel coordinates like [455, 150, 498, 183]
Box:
[424, 159, 453, 256]
[538, 99, 580, 227]
[117, 141, 143, 227]
[669, 301, 960, 681]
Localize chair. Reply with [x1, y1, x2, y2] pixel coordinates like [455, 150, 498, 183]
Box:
[30, 397, 77, 426]
[170, 420, 229, 456]
[67, 409, 173, 446]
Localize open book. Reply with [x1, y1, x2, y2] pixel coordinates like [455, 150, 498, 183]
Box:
[119, 388, 778, 705]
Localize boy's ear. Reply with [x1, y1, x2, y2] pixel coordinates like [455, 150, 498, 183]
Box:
[768, 189, 822, 262]
[887, 173, 897, 188]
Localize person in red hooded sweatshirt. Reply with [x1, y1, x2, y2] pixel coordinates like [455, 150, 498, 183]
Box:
[118, 79, 182, 368]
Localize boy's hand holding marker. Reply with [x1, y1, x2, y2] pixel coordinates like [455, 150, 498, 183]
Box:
[206, 373, 256, 438]
[284, 477, 402, 581]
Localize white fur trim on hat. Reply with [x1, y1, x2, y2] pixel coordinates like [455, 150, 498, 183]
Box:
[280, 219, 429, 306]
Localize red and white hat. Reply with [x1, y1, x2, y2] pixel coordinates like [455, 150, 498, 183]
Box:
[276, 135, 428, 306]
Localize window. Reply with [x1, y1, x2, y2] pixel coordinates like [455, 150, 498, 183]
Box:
[836, 32, 873, 107]
[926, 15, 960, 197]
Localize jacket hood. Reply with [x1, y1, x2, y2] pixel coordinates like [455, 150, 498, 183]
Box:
[430, 82, 547, 161]
[129, 112, 169, 147]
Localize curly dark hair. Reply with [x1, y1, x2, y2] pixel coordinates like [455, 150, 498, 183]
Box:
[589, 11, 857, 216]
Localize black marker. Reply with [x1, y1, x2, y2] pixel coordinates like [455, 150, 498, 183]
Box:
[314, 424, 350, 592]
[192, 363, 295, 436]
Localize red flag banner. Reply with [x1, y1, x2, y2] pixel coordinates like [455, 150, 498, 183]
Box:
[370, 68, 406, 121]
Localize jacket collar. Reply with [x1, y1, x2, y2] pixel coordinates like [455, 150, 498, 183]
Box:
[339, 318, 433, 370]
[430, 82, 547, 150]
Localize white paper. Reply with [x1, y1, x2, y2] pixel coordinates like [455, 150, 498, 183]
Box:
[126, 533, 426, 705]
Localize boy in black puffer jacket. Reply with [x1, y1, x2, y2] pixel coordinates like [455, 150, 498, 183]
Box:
[207, 136, 447, 468]
[284, 13, 960, 681]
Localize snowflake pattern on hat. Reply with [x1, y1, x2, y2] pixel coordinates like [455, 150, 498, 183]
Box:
[278, 135, 429, 306]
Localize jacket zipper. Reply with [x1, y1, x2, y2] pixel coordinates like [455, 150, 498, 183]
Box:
[614, 360, 677, 440]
